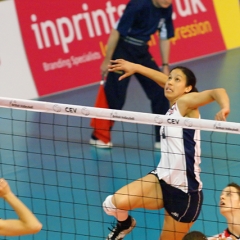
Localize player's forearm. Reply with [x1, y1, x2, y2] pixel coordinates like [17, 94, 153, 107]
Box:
[104, 29, 120, 62]
[134, 64, 168, 88]
[211, 88, 230, 110]
[3, 192, 42, 231]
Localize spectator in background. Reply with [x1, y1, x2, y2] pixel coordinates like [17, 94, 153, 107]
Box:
[0, 178, 42, 236]
[183, 231, 207, 240]
[209, 182, 240, 240]
[90, 0, 174, 149]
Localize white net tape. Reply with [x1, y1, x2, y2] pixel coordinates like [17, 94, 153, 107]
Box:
[0, 97, 239, 134]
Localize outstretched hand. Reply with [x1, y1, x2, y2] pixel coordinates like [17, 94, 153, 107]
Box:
[215, 108, 230, 121]
[108, 59, 137, 81]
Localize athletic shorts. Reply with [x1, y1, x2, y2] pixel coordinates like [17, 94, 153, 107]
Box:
[149, 173, 203, 223]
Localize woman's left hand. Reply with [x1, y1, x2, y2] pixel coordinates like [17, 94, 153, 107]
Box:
[215, 108, 230, 121]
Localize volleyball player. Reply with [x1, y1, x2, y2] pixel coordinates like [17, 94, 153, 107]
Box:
[209, 183, 240, 240]
[102, 59, 230, 240]
[0, 178, 42, 236]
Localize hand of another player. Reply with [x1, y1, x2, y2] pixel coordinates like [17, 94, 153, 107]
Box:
[108, 59, 137, 80]
[0, 178, 11, 198]
[215, 108, 230, 121]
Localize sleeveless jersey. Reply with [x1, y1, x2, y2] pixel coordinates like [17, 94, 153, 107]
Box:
[154, 102, 202, 193]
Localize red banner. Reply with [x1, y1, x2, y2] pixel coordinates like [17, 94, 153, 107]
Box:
[169, 0, 225, 62]
[14, 0, 226, 96]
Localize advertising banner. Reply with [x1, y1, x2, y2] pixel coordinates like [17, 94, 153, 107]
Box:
[14, 0, 227, 96]
[14, 0, 128, 96]
[168, 0, 226, 62]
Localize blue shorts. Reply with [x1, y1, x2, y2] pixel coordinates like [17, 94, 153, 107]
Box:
[150, 173, 203, 223]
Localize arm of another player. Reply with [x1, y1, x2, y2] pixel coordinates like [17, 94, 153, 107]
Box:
[100, 29, 120, 77]
[0, 178, 42, 236]
[109, 59, 168, 88]
[159, 5, 174, 76]
[160, 39, 171, 75]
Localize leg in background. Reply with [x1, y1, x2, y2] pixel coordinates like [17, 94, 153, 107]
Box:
[160, 211, 193, 240]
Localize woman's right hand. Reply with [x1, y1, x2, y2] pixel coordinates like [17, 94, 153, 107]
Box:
[108, 59, 138, 81]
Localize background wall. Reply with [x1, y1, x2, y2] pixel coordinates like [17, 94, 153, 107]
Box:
[0, 0, 240, 99]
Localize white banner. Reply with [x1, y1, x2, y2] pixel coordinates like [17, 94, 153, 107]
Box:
[0, 0, 38, 99]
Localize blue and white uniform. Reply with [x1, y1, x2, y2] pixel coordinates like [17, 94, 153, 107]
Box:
[151, 102, 203, 223]
[155, 102, 202, 193]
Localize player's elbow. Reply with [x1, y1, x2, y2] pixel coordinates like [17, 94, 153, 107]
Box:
[26, 221, 42, 234]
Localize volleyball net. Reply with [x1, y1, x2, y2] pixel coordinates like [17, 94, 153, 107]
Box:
[0, 97, 239, 239]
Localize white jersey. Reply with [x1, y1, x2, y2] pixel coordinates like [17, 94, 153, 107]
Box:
[154, 102, 202, 193]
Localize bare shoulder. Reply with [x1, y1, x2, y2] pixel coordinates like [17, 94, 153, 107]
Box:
[177, 94, 199, 117]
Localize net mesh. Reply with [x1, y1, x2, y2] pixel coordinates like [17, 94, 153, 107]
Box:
[0, 97, 239, 240]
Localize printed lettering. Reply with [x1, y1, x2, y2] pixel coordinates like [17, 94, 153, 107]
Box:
[167, 119, 179, 124]
[41, 19, 60, 48]
[170, 20, 212, 45]
[174, 0, 206, 18]
[31, 14, 44, 49]
[30, 1, 124, 53]
[56, 17, 75, 53]
[191, 0, 207, 14]
[65, 107, 77, 113]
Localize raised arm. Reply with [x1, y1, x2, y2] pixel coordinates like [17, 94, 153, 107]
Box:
[0, 178, 42, 236]
[211, 88, 230, 120]
[108, 59, 168, 88]
[178, 88, 230, 121]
